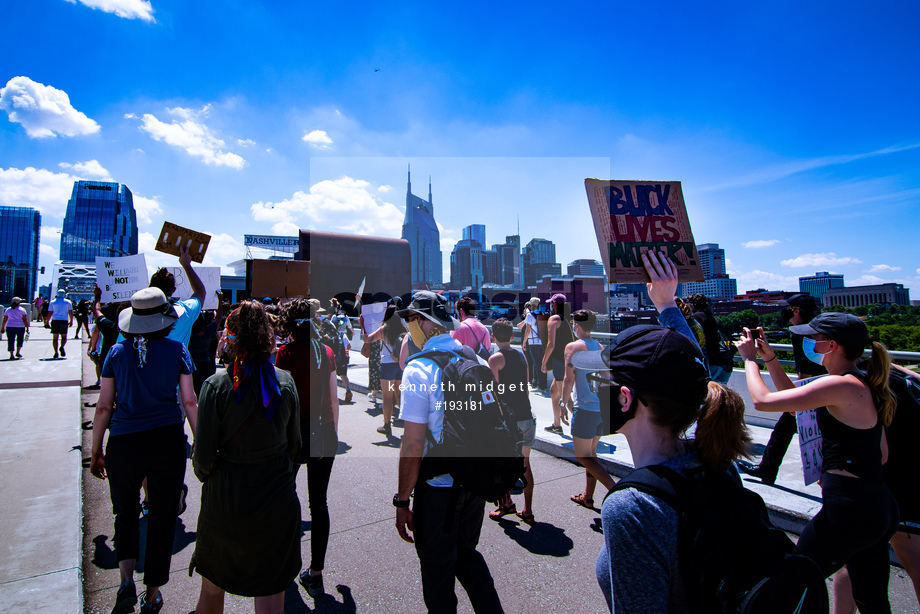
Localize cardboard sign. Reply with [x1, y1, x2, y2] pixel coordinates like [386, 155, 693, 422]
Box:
[794, 375, 827, 486]
[96, 254, 148, 302]
[166, 267, 221, 310]
[584, 179, 704, 283]
[251, 259, 310, 298]
[155, 222, 210, 263]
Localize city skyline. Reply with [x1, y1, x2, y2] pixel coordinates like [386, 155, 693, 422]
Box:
[1, 1, 919, 297]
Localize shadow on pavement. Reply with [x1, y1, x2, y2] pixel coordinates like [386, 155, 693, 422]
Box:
[90, 518, 197, 571]
[284, 582, 357, 613]
[497, 518, 575, 557]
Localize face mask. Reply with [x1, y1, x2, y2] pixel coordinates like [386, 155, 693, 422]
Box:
[606, 387, 639, 434]
[408, 319, 432, 349]
[802, 337, 832, 365]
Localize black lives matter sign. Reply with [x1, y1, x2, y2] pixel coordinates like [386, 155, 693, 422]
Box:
[585, 179, 704, 283]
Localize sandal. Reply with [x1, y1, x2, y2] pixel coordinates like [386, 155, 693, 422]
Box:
[516, 510, 535, 525]
[489, 503, 517, 520]
[570, 493, 594, 509]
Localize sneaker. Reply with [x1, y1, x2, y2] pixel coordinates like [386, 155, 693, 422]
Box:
[543, 425, 562, 434]
[177, 484, 189, 515]
[111, 580, 137, 614]
[52, 353, 58, 359]
[299, 569, 325, 597]
[367, 391, 378, 402]
[344, 390, 353, 404]
[139, 590, 163, 613]
[736, 460, 776, 486]
[376, 424, 392, 438]
[60, 347, 66, 357]
[141, 500, 149, 517]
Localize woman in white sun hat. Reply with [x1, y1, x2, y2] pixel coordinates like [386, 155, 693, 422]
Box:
[90, 287, 199, 614]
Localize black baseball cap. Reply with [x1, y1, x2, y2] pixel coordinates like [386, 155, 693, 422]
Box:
[397, 291, 460, 331]
[789, 312, 869, 347]
[604, 325, 709, 404]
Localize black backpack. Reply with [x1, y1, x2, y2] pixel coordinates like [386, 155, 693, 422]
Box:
[317, 318, 346, 367]
[607, 464, 828, 614]
[408, 346, 526, 503]
[881, 366, 920, 515]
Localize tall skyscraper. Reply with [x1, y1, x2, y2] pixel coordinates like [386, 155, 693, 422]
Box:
[450, 239, 484, 291]
[696, 243, 726, 277]
[60, 181, 138, 262]
[683, 242, 737, 301]
[463, 224, 486, 249]
[401, 167, 442, 288]
[492, 235, 522, 287]
[799, 271, 845, 304]
[522, 238, 560, 286]
[0, 206, 41, 304]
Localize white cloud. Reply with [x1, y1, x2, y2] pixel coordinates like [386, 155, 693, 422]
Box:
[39, 243, 57, 258]
[378, 184, 393, 194]
[237, 138, 256, 146]
[58, 159, 112, 180]
[302, 129, 333, 149]
[780, 253, 862, 268]
[0, 76, 100, 138]
[866, 264, 901, 273]
[741, 239, 780, 249]
[271, 221, 301, 236]
[132, 195, 163, 225]
[849, 275, 887, 286]
[65, 0, 155, 22]
[251, 176, 403, 237]
[201, 232, 244, 273]
[0, 166, 79, 218]
[138, 231, 157, 254]
[133, 106, 247, 169]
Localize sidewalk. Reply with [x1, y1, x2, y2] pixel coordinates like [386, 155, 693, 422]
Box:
[339, 346, 821, 534]
[0, 325, 84, 613]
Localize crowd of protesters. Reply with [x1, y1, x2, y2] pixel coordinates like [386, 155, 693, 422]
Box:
[65, 242, 919, 614]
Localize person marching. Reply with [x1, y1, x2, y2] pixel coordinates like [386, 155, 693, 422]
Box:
[738, 312, 899, 613]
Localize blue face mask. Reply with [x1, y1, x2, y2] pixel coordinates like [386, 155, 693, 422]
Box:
[802, 337, 831, 365]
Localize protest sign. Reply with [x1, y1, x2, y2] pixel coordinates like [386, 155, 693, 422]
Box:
[794, 375, 826, 485]
[361, 302, 387, 336]
[166, 266, 221, 309]
[251, 259, 310, 298]
[96, 254, 148, 302]
[155, 222, 211, 263]
[584, 179, 705, 283]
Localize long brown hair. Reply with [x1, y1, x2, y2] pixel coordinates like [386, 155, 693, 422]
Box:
[224, 301, 275, 363]
[840, 339, 896, 426]
[646, 381, 752, 470]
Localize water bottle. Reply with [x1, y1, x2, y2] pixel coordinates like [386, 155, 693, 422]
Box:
[24, 331, 29, 342]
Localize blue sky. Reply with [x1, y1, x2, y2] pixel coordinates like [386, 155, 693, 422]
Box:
[2, 0, 919, 297]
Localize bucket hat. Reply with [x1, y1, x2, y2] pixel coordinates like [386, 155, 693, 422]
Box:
[397, 291, 459, 331]
[118, 288, 178, 335]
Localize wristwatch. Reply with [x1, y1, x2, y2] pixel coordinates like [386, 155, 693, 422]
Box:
[393, 494, 410, 508]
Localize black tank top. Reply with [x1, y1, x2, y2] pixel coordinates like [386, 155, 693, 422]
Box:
[550, 317, 575, 362]
[497, 348, 532, 421]
[816, 371, 884, 482]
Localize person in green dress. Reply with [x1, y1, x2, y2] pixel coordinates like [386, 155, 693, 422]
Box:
[191, 301, 302, 614]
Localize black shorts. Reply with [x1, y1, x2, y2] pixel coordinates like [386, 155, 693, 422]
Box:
[50, 320, 69, 335]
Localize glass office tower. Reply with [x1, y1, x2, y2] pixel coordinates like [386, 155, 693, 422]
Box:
[0, 206, 41, 304]
[60, 181, 138, 262]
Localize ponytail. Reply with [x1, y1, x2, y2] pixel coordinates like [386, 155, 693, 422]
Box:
[866, 341, 896, 426]
[694, 381, 753, 470]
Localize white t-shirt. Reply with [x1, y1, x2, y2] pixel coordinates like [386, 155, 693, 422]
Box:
[50, 297, 73, 320]
[400, 333, 464, 487]
[525, 312, 542, 345]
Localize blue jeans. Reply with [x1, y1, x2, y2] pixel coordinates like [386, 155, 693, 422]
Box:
[413, 483, 504, 613]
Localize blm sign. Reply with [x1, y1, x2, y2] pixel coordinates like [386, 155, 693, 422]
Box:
[96, 254, 148, 302]
[585, 179, 704, 283]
